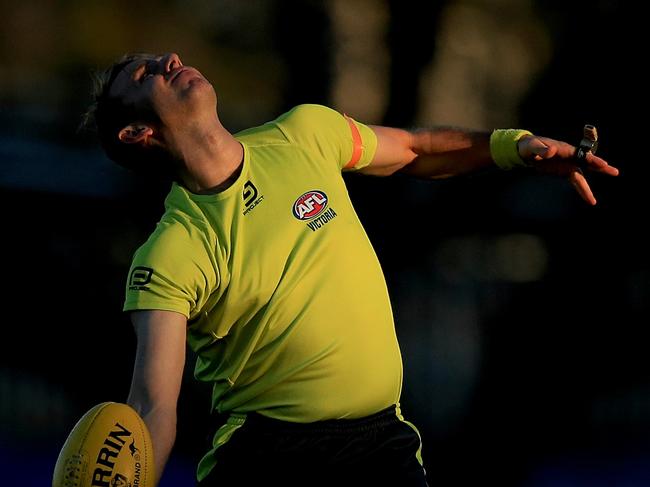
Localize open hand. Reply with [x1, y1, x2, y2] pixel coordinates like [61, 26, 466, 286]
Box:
[518, 135, 619, 205]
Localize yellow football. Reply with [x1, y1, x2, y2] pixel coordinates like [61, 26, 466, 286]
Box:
[52, 402, 154, 487]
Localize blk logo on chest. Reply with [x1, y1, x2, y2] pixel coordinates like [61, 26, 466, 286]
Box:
[292, 190, 338, 232]
[243, 180, 264, 215]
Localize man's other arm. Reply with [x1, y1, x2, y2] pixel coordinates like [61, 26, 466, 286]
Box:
[127, 309, 187, 486]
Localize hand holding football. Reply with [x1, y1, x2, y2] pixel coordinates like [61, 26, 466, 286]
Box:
[52, 402, 154, 487]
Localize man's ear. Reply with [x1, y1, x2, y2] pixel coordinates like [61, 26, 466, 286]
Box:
[118, 123, 154, 145]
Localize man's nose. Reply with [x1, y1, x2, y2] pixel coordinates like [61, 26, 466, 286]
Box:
[161, 53, 182, 73]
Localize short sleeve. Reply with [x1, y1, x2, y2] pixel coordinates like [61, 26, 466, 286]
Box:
[123, 221, 219, 320]
[274, 104, 377, 171]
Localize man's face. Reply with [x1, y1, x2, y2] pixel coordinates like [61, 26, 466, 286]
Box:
[108, 53, 215, 130]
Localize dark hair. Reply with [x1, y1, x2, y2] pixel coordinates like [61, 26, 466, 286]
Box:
[80, 53, 174, 174]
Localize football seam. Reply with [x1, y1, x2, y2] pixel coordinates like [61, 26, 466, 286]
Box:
[79, 402, 112, 449]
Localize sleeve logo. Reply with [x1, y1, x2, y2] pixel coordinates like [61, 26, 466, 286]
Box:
[128, 266, 153, 291]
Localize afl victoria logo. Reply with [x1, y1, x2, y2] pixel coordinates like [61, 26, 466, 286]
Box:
[292, 190, 328, 220]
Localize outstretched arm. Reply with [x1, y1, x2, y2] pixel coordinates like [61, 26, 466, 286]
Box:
[360, 125, 619, 205]
[361, 125, 492, 178]
[127, 309, 187, 486]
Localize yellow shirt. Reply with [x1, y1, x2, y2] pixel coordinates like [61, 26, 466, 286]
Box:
[124, 104, 403, 422]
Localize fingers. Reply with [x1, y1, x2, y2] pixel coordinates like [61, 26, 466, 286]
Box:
[520, 134, 618, 206]
[583, 152, 620, 176]
[569, 170, 597, 205]
[526, 136, 620, 177]
[539, 136, 619, 176]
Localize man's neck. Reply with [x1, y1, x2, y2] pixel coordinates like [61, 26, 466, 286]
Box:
[169, 118, 244, 195]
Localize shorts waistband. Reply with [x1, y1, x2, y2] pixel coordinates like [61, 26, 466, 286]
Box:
[240, 405, 399, 435]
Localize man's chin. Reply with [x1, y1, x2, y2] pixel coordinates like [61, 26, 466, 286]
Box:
[183, 83, 217, 112]
[181, 77, 214, 99]
[183, 74, 211, 89]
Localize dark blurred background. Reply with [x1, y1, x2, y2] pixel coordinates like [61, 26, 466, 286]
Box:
[1, 1, 646, 486]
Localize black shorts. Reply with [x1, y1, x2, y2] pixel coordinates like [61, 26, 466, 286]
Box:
[197, 405, 428, 486]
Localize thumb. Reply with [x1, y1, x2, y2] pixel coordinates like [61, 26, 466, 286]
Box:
[524, 137, 551, 161]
